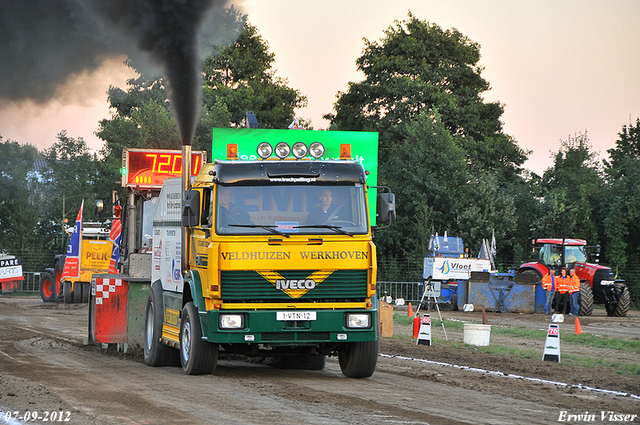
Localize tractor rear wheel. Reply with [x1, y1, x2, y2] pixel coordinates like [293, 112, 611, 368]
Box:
[39, 271, 55, 302]
[612, 283, 630, 317]
[578, 281, 593, 316]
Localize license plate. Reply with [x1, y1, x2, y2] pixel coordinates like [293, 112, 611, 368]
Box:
[276, 311, 316, 321]
[600, 280, 614, 286]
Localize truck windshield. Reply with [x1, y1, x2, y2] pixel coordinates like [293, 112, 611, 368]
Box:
[214, 183, 368, 236]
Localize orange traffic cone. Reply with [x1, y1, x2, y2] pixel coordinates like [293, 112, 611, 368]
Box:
[412, 316, 420, 338]
[408, 302, 414, 317]
[575, 317, 582, 335]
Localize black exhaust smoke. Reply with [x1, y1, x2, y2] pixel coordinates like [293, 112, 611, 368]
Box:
[79, 0, 217, 146]
[1, 0, 235, 147]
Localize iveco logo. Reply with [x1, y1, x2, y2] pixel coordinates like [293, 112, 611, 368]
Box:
[258, 270, 335, 299]
[276, 279, 316, 290]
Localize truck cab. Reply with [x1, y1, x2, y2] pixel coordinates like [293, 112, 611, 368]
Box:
[144, 129, 395, 378]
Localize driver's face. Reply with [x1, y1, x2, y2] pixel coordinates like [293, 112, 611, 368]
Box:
[219, 189, 230, 209]
[320, 190, 332, 209]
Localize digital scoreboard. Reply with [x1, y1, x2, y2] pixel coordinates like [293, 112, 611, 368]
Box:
[121, 149, 206, 188]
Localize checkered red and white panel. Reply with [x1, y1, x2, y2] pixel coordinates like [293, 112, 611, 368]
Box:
[93, 278, 123, 305]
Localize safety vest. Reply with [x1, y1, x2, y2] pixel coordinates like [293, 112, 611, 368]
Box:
[556, 275, 571, 294]
[541, 273, 555, 291]
[569, 274, 581, 294]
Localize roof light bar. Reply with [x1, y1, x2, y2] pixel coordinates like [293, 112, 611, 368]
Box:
[257, 142, 272, 159]
[274, 142, 290, 159]
[292, 142, 308, 159]
[309, 142, 325, 159]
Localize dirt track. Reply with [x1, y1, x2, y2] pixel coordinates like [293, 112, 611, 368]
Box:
[0, 296, 638, 425]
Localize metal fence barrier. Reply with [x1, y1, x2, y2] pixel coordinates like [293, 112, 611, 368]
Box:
[16, 272, 41, 293]
[377, 281, 422, 304]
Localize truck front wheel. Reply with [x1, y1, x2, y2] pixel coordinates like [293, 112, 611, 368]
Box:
[179, 302, 218, 375]
[144, 283, 174, 366]
[611, 283, 630, 317]
[338, 339, 379, 378]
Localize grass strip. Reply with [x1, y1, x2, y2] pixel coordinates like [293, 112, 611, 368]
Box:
[392, 313, 640, 354]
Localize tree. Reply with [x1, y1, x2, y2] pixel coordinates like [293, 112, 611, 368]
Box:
[324, 13, 529, 270]
[375, 111, 469, 280]
[603, 119, 640, 269]
[0, 138, 42, 262]
[324, 12, 527, 179]
[535, 133, 603, 242]
[202, 21, 307, 129]
[41, 131, 99, 225]
[96, 14, 307, 205]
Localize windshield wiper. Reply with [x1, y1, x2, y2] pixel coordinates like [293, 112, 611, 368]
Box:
[295, 224, 353, 237]
[228, 224, 290, 237]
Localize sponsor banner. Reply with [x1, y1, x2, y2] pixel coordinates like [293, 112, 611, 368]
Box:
[80, 240, 113, 271]
[62, 201, 83, 280]
[0, 257, 23, 282]
[423, 257, 491, 280]
[218, 242, 371, 269]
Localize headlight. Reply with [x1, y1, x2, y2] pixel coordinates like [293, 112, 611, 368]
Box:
[346, 313, 371, 329]
[274, 142, 290, 159]
[292, 142, 308, 159]
[309, 142, 325, 159]
[219, 314, 244, 329]
[257, 142, 272, 159]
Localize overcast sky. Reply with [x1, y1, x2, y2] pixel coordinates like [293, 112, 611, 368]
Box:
[1, 0, 638, 175]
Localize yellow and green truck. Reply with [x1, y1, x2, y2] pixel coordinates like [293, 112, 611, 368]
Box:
[129, 128, 394, 378]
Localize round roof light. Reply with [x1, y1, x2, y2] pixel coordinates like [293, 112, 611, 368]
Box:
[292, 142, 308, 159]
[274, 142, 291, 159]
[257, 142, 272, 159]
[309, 142, 325, 159]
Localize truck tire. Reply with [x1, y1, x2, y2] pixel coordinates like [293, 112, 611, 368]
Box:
[179, 302, 218, 375]
[611, 283, 630, 317]
[338, 338, 379, 378]
[63, 281, 72, 304]
[579, 281, 593, 316]
[54, 262, 63, 302]
[39, 271, 55, 302]
[82, 283, 90, 303]
[73, 283, 82, 303]
[144, 283, 174, 367]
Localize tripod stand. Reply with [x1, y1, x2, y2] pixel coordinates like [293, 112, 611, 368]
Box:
[415, 277, 448, 340]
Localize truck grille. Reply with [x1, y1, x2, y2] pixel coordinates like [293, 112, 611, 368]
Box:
[221, 269, 368, 302]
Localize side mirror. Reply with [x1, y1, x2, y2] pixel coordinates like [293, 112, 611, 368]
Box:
[182, 189, 201, 227]
[377, 191, 396, 224]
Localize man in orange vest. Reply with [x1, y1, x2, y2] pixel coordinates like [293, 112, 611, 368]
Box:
[541, 272, 556, 314]
[568, 268, 581, 316]
[553, 267, 571, 314]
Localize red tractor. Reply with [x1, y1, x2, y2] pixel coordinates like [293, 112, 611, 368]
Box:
[518, 238, 630, 317]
